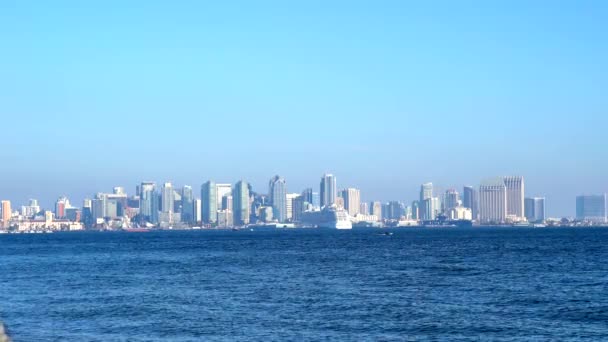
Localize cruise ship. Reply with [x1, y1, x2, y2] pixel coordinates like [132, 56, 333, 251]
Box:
[299, 206, 353, 229]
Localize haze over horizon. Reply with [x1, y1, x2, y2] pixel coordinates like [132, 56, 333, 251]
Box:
[1, 1, 607, 217]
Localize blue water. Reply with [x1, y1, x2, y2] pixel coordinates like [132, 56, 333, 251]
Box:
[1, 228, 608, 341]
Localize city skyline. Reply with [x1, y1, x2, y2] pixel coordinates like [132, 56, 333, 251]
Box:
[1, 2, 607, 217]
[1, 172, 606, 221]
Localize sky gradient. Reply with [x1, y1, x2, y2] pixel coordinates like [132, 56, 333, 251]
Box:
[1, 1, 607, 216]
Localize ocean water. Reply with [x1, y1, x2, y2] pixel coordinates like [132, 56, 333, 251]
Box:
[1, 228, 608, 341]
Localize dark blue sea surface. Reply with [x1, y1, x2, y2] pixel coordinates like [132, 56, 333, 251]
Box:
[1, 228, 608, 341]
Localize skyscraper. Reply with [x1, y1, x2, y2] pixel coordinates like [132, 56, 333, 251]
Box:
[286, 193, 300, 220]
[371, 201, 382, 221]
[139, 182, 158, 224]
[233, 180, 250, 226]
[342, 188, 361, 217]
[181, 185, 194, 223]
[201, 181, 217, 224]
[524, 197, 546, 223]
[411, 200, 420, 220]
[444, 189, 460, 212]
[504, 176, 525, 220]
[419, 183, 433, 219]
[302, 188, 320, 209]
[55, 197, 70, 219]
[576, 194, 607, 223]
[1, 200, 12, 227]
[359, 202, 369, 216]
[216, 184, 232, 211]
[161, 182, 174, 214]
[320, 174, 337, 208]
[463, 186, 478, 220]
[479, 178, 507, 224]
[269, 175, 287, 222]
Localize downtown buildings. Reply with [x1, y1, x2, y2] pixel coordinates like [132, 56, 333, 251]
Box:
[576, 194, 607, 224]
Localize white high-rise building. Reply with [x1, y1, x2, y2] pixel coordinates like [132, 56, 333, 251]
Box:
[320, 174, 337, 208]
[479, 178, 507, 224]
[161, 182, 174, 214]
[504, 176, 525, 221]
[342, 188, 361, 217]
[269, 175, 287, 222]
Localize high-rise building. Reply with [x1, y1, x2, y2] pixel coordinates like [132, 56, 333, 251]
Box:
[139, 182, 158, 224]
[371, 201, 382, 221]
[360, 202, 369, 216]
[194, 199, 202, 223]
[524, 197, 546, 223]
[221, 195, 233, 211]
[421, 197, 439, 221]
[269, 175, 287, 222]
[444, 189, 460, 212]
[576, 194, 607, 223]
[411, 200, 420, 220]
[55, 196, 70, 219]
[387, 201, 403, 220]
[479, 178, 507, 224]
[161, 182, 174, 214]
[504, 176, 525, 220]
[286, 193, 300, 220]
[233, 180, 250, 226]
[181, 185, 194, 223]
[301, 188, 320, 210]
[463, 186, 478, 220]
[1, 200, 12, 227]
[201, 181, 217, 224]
[342, 188, 361, 217]
[419, 183, 433, 219]
[320, 174, 337, 208]
[216, 184, 232, 211]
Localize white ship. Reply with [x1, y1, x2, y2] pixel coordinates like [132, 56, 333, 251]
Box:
[299, 206, 353, 229]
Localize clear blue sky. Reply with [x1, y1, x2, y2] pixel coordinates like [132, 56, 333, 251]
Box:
[0, 1, 606, 217]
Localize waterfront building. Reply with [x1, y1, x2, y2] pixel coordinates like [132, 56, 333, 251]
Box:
[371, 201, 382, 221]
[576, 194, 607, 223]
[139, 182, 158, 224]
[479, 178, 507, 224]
[181, 185, 194, 223]
[21, 199, 40, 218]
[524, 197, 546, 223]
[269, 175, 287, 222]
[444, 189, 460, 212]
[286, 193, 300, 220]
[216, 184, 232, 211]
[360, 202, 369, 216]
[1, 200, 11, 227]
[221, 195, 233, 211]
[504, 176, 525, 221]
[463, 186, 478, 221]
[419, 183, 433, 219]
[320, 174, 337, 208]
[411, 201, 420, 220]
[217, 209, 233, 227]
[342, 188, 361, 217]
[421, 197, 439, 221]
[161, 182, 174, 214]
[233, 180, 250, 226]
[54, 197, 70, 219]
[194, 199, 201, 223]
[201, 181, 217, 224]
[259, 206, 274, 222]
[301, 188, 320, 210]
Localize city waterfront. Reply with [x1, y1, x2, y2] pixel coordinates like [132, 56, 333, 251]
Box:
[1, 228, 608, 341]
